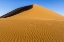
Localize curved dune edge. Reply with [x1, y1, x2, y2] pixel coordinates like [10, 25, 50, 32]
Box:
[0, 4, 64, 20]
[0, 4, 64, 42]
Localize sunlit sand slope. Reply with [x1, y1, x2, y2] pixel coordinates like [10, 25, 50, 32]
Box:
[11, 4, 63, 20]
[0, 19, 64, 42]
[0, 4, 64, 42]
[0, 4, 64, 20]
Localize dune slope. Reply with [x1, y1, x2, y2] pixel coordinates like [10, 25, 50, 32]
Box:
[0, 4, 64, 42]
[0, 4, 64, 20]
[0, 19, 64, 42]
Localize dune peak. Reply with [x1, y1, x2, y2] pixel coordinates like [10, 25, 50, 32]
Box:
[33, 4, 38, 6]
[32, 4, 40, 7]
[0, 4, 64, 20]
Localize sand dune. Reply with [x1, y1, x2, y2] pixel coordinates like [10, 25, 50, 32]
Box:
[0, 4, 64, 42]
[0, 4, 64, 20]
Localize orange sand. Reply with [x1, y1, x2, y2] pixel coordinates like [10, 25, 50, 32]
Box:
[0, 4, 64, 42]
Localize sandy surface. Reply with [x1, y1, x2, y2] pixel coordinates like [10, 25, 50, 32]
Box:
[6, 4, 64, 20]
[0, 4, 64, 42]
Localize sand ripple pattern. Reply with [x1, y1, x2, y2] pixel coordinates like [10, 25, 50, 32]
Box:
[0, 20, 64, 42]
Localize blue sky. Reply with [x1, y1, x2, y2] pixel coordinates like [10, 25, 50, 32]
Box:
[0, 0, 64, 16]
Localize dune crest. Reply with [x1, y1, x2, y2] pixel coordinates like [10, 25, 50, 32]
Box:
[0, 4, 64, 42]
[0, 4, 64, 20]
[0, 4, 33, 18]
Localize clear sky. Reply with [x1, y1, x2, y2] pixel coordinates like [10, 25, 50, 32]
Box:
[0, 0, 64, 16]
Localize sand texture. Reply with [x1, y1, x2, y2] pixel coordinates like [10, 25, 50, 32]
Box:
[0, 4, 64, 42]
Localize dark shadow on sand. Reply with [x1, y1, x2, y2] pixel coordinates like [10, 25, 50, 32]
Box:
[0, 5, 33, 18]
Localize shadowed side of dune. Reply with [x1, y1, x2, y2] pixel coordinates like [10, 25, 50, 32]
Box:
[0, 5, 33, 18]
